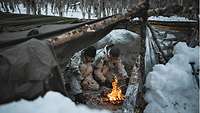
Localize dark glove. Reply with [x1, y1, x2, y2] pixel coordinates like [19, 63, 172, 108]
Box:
[74, 93, 86, 104]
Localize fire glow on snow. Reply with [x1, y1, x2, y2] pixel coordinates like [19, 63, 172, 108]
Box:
[0, 91, 111, 113]
[144, 42, 199, 113]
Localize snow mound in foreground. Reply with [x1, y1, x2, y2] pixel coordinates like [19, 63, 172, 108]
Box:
[0, 91, 111, 113]
[144, 42, 199, 113]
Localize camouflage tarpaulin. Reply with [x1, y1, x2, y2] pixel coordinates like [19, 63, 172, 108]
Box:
[0, 38, 65, 104]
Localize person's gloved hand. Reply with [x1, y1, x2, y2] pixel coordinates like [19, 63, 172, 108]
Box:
[74, 93, 86, 104]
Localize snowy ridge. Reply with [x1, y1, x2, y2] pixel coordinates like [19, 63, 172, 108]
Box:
[0, 91, 111, 113]
[148, 16, 196, 22]
[95, 29, 139, 48]
[144, 42, 199, 113]
[133, 16, 196, 22]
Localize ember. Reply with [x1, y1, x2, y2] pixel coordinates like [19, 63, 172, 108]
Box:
[106, 76, 125, 104]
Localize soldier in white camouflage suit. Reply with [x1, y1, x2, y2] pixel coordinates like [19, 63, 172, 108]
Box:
[94, 45, 128, 88]
[64, 46, 99, 103]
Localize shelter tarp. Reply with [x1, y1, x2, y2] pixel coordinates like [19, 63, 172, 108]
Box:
[0, 39, 65, 104]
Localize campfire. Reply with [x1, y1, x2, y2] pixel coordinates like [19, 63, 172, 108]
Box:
[106, 76, 125, 104]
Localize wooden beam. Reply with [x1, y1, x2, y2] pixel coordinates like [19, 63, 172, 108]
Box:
[48, 0, 152, 47]
[48, 14, 126, 46]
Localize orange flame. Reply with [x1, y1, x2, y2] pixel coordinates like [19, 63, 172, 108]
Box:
[107, 76, 125, 104]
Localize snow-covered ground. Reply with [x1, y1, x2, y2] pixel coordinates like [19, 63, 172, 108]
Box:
[2, 4, 98, 19]
[133, 16, 196, 22]
[148, 16, 196, 22]
[144, 42, 199, 113]
[0, 91, 111, 113]
[2, 3, 196, 21]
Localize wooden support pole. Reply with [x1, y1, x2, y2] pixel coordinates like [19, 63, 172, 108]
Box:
[138, 0, 149, 84]
[48, 0, 152, 47]
[48, 14, 126, 47]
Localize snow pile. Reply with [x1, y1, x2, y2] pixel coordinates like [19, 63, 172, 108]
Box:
[144, 42, 199, 113]
[0, 91, 111, 113]
[133, 16, 196, 22]
[148, 16, 196, 22]
[95, 29, 139, 48]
